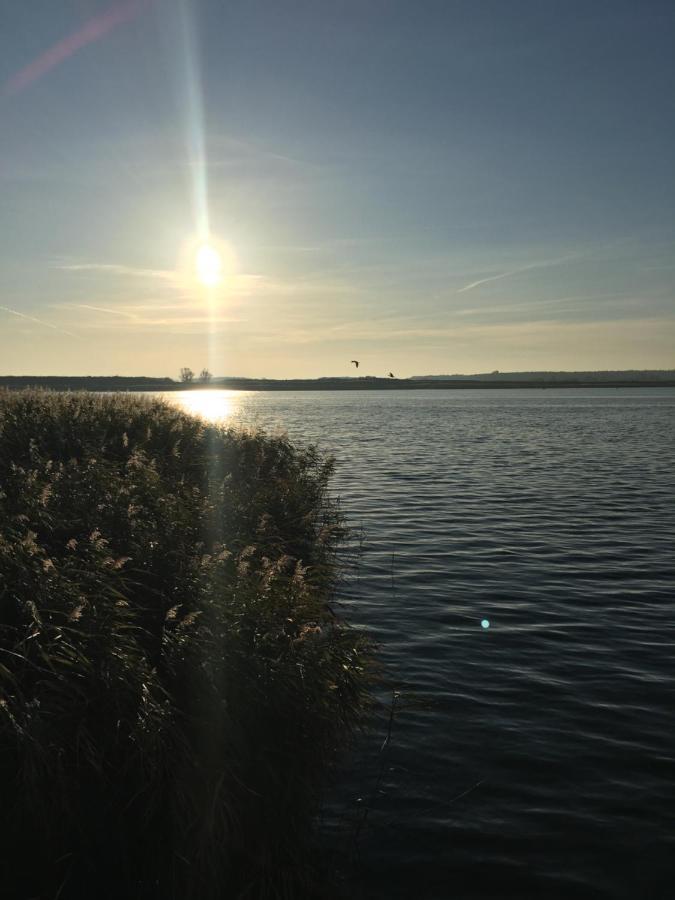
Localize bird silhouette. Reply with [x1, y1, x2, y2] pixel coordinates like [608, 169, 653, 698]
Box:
[350, 360, 359, 368]
[388, 372, 395, 378]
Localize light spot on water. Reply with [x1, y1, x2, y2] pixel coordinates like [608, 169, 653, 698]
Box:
[481, 619, 490, 629]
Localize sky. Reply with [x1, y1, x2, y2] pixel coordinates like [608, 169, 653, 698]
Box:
[1, 0, 674, 378]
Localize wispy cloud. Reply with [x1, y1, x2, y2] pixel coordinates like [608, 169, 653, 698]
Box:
[77, 304, 139, 319]
[0, 305, 78, 338]
[57, 262, 178, 282]
[452, 292, 624, 317]
[457, 255, 577, 294]
[252, 314, 675, 349]
[68, 303, 243, 332]
[207, 136, 318, 173]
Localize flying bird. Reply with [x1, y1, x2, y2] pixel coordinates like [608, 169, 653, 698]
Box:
[388, 372, 395, 378]
[350, 360, 359, 368]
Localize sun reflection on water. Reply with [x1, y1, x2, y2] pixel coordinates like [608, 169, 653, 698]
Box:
[171, 390, 242, 424]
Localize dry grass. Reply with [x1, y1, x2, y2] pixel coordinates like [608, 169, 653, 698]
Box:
[0, 390, 372, 899]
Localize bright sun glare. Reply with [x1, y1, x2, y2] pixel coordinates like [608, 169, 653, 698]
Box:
[195, 242, 222, 287]
[177, 390, 236, 423]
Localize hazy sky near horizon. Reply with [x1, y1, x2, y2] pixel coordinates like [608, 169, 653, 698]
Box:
[1, 0, 674, 378]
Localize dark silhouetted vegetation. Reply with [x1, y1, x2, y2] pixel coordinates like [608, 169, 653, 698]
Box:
[2, 371, 674, 395]
[0, 375, 176, 391]
[0, 390, 372, 900]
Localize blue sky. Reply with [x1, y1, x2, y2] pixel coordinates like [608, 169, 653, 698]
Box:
[1, 0, 673, 377]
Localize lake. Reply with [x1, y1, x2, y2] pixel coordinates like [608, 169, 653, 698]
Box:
[159, 388, 675, 899]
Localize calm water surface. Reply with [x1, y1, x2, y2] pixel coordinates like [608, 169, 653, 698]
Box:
[159, 389, 675, 899]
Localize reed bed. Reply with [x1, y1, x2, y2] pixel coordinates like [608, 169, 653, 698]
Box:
[0, 390, 371, 899]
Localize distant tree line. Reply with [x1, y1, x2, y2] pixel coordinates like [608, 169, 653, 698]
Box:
[180, 368, 212, 383]
[0, 376, 175, 391]
[411, 369, 675, 382]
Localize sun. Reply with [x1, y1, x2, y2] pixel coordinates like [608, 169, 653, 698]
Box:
[195, 242, 222, 287]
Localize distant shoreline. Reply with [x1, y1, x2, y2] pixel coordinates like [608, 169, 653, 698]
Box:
[2, 376, 675, 392]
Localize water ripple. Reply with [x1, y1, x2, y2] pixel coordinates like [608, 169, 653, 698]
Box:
[162, 388, 675, 899]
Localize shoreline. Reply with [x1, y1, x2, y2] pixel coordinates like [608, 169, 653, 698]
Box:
[2, 377, 675, 392]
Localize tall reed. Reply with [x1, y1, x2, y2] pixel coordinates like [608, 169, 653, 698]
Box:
[0, 390, 371, 899]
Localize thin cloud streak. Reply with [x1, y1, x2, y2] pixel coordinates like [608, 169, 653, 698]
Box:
[73, 312, 244, 330]
[58, 262, 178, 282]
[77, 304, 139, 319]
[246, 313, 675, 346]
[457, 255, 577, 294]
[452, 293, 625, 317]
[0, 305, 78, 338]
[56, 258, 365, 302]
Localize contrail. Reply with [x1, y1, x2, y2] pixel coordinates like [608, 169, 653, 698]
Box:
[0, 305, 78, 338]
[457, 255, 577, 294]
[78, 304, 138, 319]
[59, 262, 177, 282]
[2, 0, 154, 97]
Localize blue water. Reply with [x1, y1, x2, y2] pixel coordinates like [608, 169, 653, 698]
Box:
[161, 388, 675, 899]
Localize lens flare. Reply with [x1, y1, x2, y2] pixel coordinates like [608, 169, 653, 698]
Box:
[2, 0, 153, 98]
